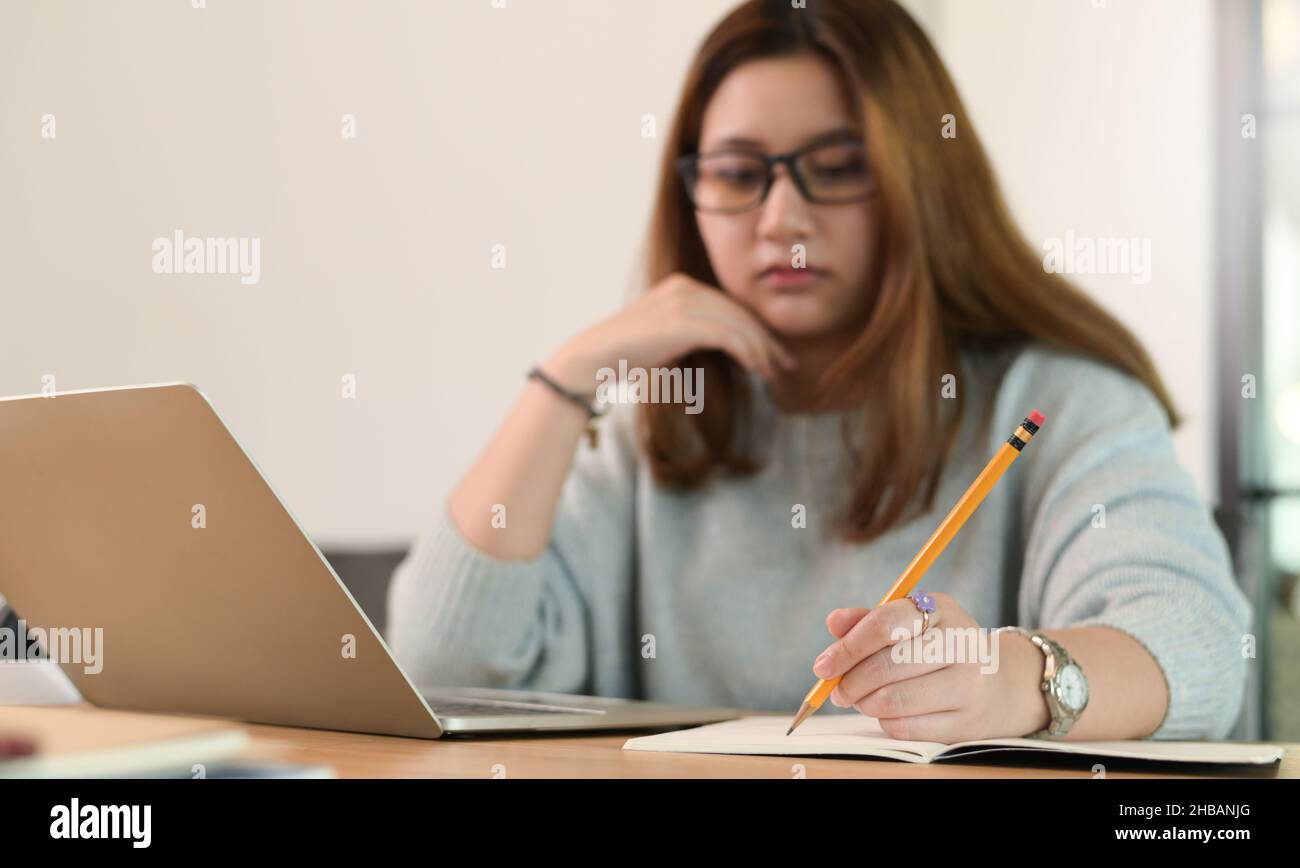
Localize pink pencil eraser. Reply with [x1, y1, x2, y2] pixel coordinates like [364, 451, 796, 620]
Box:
[1028, 410, 1045, 427]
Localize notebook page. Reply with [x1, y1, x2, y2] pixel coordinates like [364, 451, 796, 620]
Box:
[621, 714, 1286, 766]
[622, 713, 950, 762]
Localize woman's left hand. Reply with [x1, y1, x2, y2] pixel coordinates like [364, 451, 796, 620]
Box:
[811, 593, 1046, 742]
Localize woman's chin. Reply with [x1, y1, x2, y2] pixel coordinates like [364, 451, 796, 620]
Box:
[757, 305, 842, 341]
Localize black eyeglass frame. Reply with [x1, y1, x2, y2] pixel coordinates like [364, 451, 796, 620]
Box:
[674, 137, 877, 214]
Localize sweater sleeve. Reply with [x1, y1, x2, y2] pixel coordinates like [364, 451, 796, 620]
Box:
[1011, 349, 1252, 740]
[384, 402, 641, 696]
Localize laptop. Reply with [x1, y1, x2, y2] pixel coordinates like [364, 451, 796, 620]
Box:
[0, 383, 741, 738]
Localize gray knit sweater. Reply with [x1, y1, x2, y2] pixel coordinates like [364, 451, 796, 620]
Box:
[386, 342, 1252, 740]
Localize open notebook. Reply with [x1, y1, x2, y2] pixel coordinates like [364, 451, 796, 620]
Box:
[623, 714, 1285, 765]
[0, 705, 250, 778]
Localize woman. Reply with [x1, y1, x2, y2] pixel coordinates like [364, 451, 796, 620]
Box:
[388, 0, 1250, 742]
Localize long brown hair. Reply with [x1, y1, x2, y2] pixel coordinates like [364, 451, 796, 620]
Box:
[638, 0, 1179, 544]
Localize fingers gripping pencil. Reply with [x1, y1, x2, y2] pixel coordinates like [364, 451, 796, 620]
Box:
[786, 410, 1046, 736]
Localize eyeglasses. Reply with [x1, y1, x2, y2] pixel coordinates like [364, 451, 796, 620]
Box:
[675, 137, 876, 214]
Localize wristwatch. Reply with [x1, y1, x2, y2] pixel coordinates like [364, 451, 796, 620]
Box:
[996, 626, 1089, 738]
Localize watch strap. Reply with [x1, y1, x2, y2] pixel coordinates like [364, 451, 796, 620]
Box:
[996, 626, 1080, 738]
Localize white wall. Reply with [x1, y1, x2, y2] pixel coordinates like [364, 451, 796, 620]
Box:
[0, 0, 743, 548]
[0, 0, 1217, 549]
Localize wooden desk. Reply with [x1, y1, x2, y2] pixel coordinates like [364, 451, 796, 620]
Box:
[234, 719, 1298, 779]
[8, 705, 1294, 778]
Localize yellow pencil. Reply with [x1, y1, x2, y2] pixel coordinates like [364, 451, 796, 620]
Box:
[785, 409, 1047, 736]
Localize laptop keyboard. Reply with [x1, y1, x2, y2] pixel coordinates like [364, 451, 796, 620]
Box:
[425, 698, 606, 717]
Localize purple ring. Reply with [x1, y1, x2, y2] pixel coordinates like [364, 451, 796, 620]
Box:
[908, 592, 936, 614]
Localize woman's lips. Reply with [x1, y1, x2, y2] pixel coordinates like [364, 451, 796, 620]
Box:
[761, 267, 825, 288]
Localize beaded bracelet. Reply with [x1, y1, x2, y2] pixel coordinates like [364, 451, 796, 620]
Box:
[527, 366, 609, 447]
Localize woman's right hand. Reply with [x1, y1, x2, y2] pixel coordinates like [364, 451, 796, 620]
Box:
[543, 273, 798, 392]
[450, 274, 796, 558]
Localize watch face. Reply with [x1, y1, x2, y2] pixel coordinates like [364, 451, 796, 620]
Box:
[1058, 663, 1088, 711]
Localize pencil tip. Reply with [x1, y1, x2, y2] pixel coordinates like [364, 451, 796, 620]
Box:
[786, 702, 812, 736]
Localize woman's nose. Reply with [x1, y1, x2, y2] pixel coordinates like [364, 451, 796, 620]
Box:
[757, 164, 813, 239]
